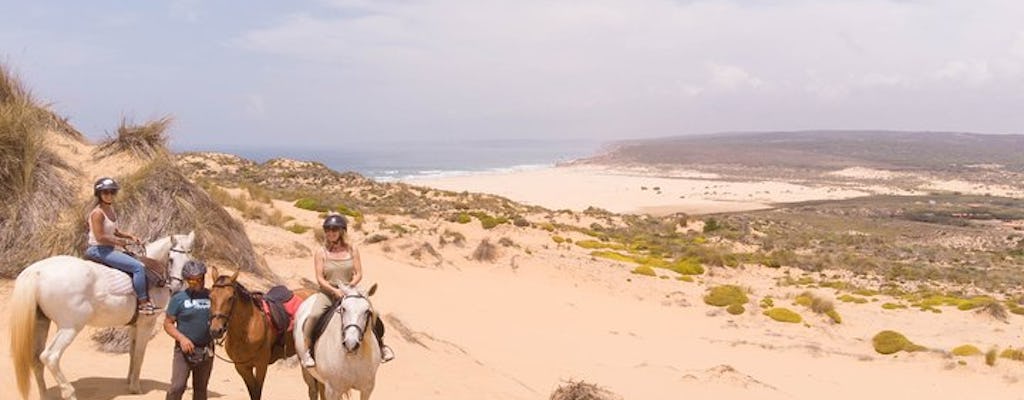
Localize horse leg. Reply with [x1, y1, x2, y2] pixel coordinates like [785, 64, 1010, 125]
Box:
[253, 362, 269, 400]
[32, 314, 51, 397]
[128, 317, 158, 393]
[40, 326, 81, 400]
[235, 364, 260, 400]
[359, 384, 375, 400]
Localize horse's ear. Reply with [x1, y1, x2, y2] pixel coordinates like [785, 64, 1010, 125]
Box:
[367, 283, 378, 297]
[170, 235, 178, 246]
[187, 231, 195, 243]
[229, 269, 239, 282]
[210, 265, 220, 280]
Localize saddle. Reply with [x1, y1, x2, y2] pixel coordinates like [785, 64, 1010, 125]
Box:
[309, 299, 342, 352]
[85, 252, 168, 288]
[257, 285, 304, 360]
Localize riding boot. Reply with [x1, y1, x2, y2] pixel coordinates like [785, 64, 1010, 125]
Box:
[298, 316, 317, 368]
[373, 315, 394, 363]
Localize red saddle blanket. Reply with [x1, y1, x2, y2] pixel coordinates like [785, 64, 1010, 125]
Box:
[261, 293, 304, 332]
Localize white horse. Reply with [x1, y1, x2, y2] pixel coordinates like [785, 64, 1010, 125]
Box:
[9, 231, 196, 400]
[296, 284, 382, 400]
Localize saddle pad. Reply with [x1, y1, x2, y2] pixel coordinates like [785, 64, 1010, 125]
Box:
[91, 262, 135, 297]
[261, 291, 304, 332]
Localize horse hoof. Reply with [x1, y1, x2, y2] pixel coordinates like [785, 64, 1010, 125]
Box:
[129, 383, 143, 394]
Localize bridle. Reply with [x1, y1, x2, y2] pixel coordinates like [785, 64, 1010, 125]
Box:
[209, 280, 269, 364]
[339, 293, 373, 347]
[165, 246, 192, 288]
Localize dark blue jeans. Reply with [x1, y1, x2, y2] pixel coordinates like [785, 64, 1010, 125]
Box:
[86, 245, 149, 301]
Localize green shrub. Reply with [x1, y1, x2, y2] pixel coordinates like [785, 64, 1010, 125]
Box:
[286, 224, 311, 234]
[986, 349, 998, 366]
[760, 297, 774, 309]
[631, 266, 656, 276]
[951, 345, 981, 356]
[512, 216, 530, 227]
[678, 275, 694, 283]
[552, 235, 566, 244]
[825, 310, 842, 324]
[455, 212, 472, 224]
[764, 307, 802, 323]
[539, 222, 555, 232]
[666, 258, 704, 275]
[882, 303, 907, 310]
[704, 285, 749, 307]
[872, 330, 925, 355]
[575, 240, 625, 250]
[294, 198, 329, 212]
[727, 304, 745, 315]
[1001, 348, 1024, 361]
[838, 294, 868, 304]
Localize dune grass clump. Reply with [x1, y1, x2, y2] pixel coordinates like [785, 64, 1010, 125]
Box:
[470, 211, 508, 229]
[704, 285, 749, 309]
[882, 302, 907, 310]
[439, 229, 466, 247]
[951, 344, 981, 357]
[760, 297, 774, 309]
[1000, 348, 1024, 361]
[471, 239, 498, 262]
[727, 304, 746, 315]
[794, 291, 841, 324]
[549, 379, 622, 400]
[575, 240, 625, 250]
[764, 307, 802, 323]
[838, 294, 869, 304]
[631, 265, 656, 276]
[95, 116, 172, 159]
[552, 235, 566, 244]
[986, 349, 998, 366]
[872, 330, 926, 355]
[286, 224, 311, 234]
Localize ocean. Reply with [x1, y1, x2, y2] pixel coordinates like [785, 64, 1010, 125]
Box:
[194, 138, 603, 182]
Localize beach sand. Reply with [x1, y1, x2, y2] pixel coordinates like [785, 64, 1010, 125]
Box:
[3, 147, 1024, 400]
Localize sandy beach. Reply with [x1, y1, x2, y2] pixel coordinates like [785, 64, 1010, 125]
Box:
[4, 169, 1024, 399]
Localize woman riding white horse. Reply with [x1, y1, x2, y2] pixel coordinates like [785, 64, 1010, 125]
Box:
[85, 177, 159, 315]
[295, 284, 383, 400]
[9, 231, 196, 400]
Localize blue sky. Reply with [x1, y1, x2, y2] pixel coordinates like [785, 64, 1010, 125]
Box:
[2, 1, 1023, 149]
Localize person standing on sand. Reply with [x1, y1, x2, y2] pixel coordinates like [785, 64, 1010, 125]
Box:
[295, 213, 395, 368]
[164, 261, 214, 400]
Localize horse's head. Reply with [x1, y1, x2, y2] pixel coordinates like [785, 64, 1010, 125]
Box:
[208, 266, 240, 340]
[144, 231, 196, 292]
[338, 283, 378, 353]
[166, 231, 196, 292]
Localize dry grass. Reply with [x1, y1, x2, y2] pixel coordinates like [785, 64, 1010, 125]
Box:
[110, 158, 271, 277]
[0, 64, 80, 276]
[471, 239, 498, 262]
[549, 380, 622, 400]
[94, 116, 172, 159]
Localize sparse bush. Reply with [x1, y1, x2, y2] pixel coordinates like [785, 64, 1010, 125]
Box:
[881, 303, 907, 310]
[286, 224, 311, 234]
[825, 310, 842, 324]
[294, 197, 329, 212]
[549, 379, 622, 400]
[727, 304, 745, 315]
[704, 285, 749, 308]
[439, 230, 466, 247]
[552, 235, 566, 244]
[838, 294, 868, 304]
[760, 297, 774, 309]
[631, 265, 656, 276]
[95, 116, 172, 159]
[512, 216, 530, 227]
[872, 330, 925, 355]
[1000, 348, 1024, 361]
[454, 212, 472, 224]
[498, 237, 515, 247]
[471, 239, 498, 262]
[951, 344, 982, 356]
[986, 349, 998, 366]
[764, 307, 802, 323]
[365, 234, 389, 244]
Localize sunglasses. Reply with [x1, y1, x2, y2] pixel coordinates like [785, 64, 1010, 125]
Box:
[185, 276, 203, 283]
[99, 190, 118, 196]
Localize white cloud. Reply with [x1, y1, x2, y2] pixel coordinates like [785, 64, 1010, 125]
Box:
[707, 63, 762, 91]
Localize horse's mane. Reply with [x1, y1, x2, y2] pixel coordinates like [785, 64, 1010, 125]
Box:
[214, 275, 262, 309]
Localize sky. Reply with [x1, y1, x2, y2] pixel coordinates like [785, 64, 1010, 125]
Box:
[1, 0, 1023, 149]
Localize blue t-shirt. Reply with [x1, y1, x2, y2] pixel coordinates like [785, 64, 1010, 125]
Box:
[166, 289, 212, 346]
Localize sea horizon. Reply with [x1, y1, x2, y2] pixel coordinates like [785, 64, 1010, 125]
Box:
[177, 138, 604, 182]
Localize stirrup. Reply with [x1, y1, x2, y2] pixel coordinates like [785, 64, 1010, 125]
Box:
[137, 303, 160, 315]
[381, 346, 395, 363]
[300, 350, 316, 368]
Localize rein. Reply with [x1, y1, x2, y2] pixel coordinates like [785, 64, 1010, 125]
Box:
[210, 280, 270, 365]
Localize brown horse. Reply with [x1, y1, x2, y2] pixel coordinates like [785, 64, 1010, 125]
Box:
[208, 267, 314, 400]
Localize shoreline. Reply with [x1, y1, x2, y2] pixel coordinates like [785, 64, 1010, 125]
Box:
[405, 164, 883, 215]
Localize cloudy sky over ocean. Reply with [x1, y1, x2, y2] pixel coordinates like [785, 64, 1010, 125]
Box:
[2, 0, 1023, 149]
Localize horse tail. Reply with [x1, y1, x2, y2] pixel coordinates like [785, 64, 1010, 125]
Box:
[10, 268, 40, 400]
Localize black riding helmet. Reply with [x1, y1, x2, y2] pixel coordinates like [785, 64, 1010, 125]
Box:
[182, 260, 207, 278]
[93, 177, 120, 197]
[323, 214, 348, 230]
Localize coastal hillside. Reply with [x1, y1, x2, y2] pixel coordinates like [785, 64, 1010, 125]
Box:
[584, 130, 1024, 172]
[4, 64, 1024, 399]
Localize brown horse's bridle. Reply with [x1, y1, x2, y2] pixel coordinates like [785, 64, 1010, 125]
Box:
[209, 281, 269, 365]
